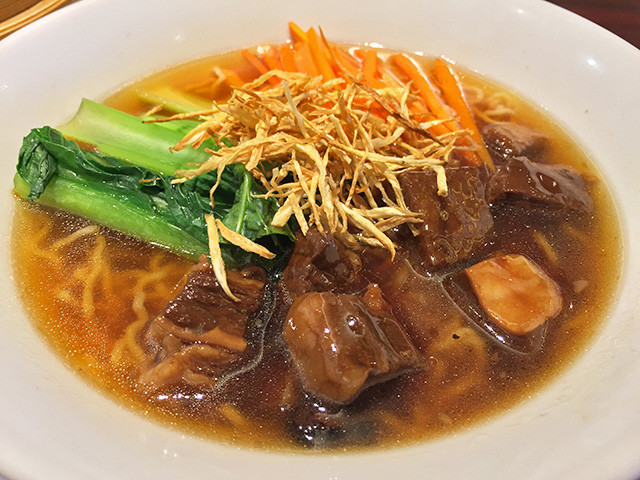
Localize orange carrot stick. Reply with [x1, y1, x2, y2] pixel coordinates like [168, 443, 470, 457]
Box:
[288, 21, 308, 43]
[306, 27, 335, 80]
[392, 55, 450, 119]
[279, 43, 298, 72]
[318, 28, 343, 77]
[293, 42, 318, 76]
[361, 49, 387, 88]
[376, 56, 405, 90]
[242, 48, 269, 76]
[218, 68, 245, 88]
[433, 58, 495, 171]
[261, 45, 282, 72]
[391, 54, 459, 134]
[333, 46, 362, 79]
[242, 49, 280, 86]
[362, 49, 377, 83]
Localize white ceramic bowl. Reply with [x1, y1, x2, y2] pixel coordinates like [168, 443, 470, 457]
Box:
[1, 1, 639, 479]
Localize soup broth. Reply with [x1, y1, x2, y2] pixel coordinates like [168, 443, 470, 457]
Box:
[11, 45, 622, 451]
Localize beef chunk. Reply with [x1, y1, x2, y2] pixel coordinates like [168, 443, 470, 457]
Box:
[138, 257, 266, 389]
[362, 249, 463, 351]
[399, 167, 493, 269]
[280, 227, 367, 300]
[482, 123, 547, 162]
[282, 285, 425, 404]
[487, 156, 593, 214]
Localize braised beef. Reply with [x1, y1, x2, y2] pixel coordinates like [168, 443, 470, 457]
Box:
[398, 167, 493, 269]
[280, 227, 367, 300]
[138, 257, 266, 390]
[487, 156, 593, 214]
[482, 123, 547, 162]
[282, 285, 425, 404]
[363, 250, 465, 350]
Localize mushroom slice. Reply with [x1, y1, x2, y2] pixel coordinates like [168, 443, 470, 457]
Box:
[464, 253, 562, 336]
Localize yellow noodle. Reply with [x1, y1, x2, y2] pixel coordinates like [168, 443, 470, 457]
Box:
[28, 218, 59, 263]
[84, 235, 111, 318]
[427, 324, 489, 399]
[49, 224, 100, 250]
[533, 230, 559, 265]
[111, 260, 185, 365]
[218, 404, 252, 429]
[563, 223, 589, 244]
[374, 409, 415, 435]
[55, 289, 81, 308]
[111, 314, 147, 365]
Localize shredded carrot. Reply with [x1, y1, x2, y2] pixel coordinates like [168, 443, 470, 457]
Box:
[306, 27, 335, 81]
[391, 54, 458, 135]
[377, 59, 404, 89]
[293, 42, 318, 76]
[218, 68, 245, 88]
[288, 21, 308, 43]
[433, 58, 495, 171]
[242, 48, 280, 87]
[318, 28, 344, 77]
[242, 48, 269, 76]
[361, 49, 386, 89]
[392, 54, 446, 116]
[174, 23, 506, 301]
[261, 45, 283, 72]
[279, 43, 298, 72]
[333, 46, 362, 79]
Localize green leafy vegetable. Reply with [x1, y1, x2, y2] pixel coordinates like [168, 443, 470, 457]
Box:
[140, 115, 203, 135]
[58, 98, 221, 175]
[137, 85, 212, 114]
[14, 126, 293, 265]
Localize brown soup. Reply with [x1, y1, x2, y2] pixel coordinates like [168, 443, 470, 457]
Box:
[11, 46, 622, 451]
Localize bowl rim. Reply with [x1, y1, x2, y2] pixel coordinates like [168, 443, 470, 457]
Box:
[1, 0, 640, 479]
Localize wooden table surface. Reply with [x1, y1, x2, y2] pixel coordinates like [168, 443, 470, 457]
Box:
[548, 0, 640, 48]
[1, 0, 639, 49]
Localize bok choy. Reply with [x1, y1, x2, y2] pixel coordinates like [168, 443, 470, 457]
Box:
[57, 98, 217, 175]
[13, 101, 293, 266]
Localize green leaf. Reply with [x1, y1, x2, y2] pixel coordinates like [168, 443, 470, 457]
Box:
[58, 98, 217, 175]
[15, 126, 293, 265]
[137, 85, 212, 114]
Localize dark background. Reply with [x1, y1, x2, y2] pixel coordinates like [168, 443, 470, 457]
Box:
[547, 0, 640, 48]
[2, 1, 640, 48]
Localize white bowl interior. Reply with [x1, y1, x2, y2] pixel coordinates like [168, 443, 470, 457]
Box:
[1, 1, 639, 479]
